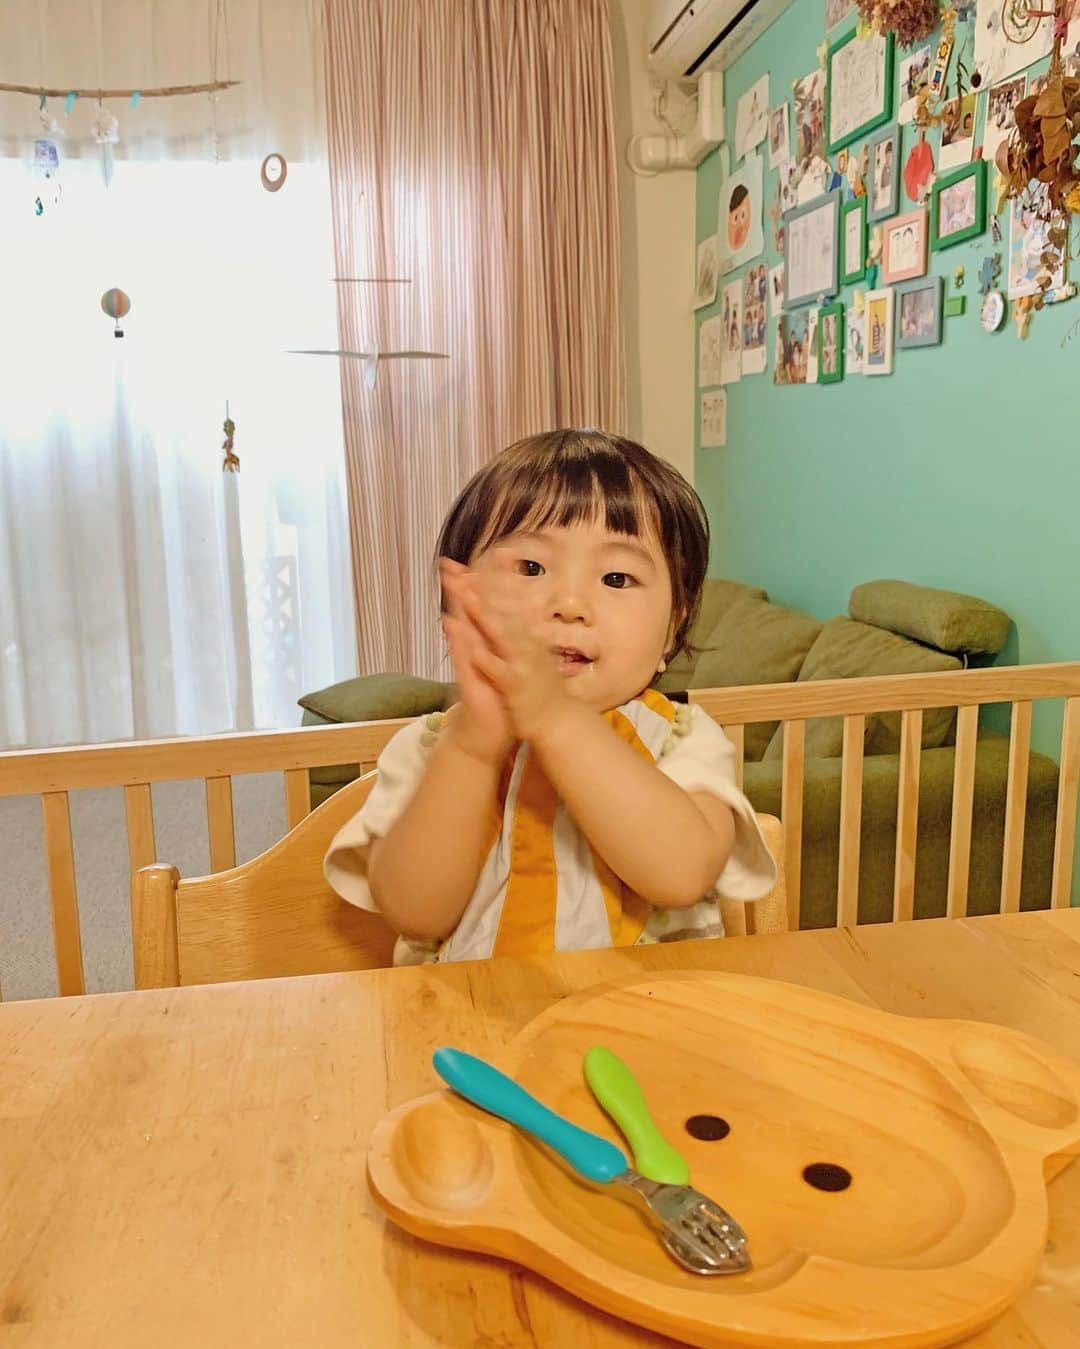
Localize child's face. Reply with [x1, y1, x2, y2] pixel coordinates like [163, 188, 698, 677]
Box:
[728, 196, 751, 252]
[473, 519, 674, 712]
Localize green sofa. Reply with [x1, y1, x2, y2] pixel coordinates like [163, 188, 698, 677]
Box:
[300, 578, 1058, 928]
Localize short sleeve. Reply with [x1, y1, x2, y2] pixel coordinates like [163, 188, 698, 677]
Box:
[323, 714, 440, 911]
[658, 704, 777, 902]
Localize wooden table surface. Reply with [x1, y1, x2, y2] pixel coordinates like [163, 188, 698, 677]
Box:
[1, 910, 1079, 1347]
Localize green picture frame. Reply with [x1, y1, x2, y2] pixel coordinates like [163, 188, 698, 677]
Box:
[840, 197, 867, 284]
[929, 160, 987, 251]
[818, 301, 845, 383]
[826, 27, 895, 154]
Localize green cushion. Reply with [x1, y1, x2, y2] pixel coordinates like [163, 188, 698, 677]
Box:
[763, 616, 962, 760]
[300, 710, 362, 785]
[663, 577, 769, 685]
[849, 580, 1011, 657]
[665, 595, 822, 761]
[298, 672, 451, 725]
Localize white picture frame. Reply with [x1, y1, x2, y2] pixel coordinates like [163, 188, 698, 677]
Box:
[864, 287, 895, 376]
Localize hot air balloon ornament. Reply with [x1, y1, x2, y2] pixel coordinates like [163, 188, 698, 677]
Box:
[101, 287, 131, 338]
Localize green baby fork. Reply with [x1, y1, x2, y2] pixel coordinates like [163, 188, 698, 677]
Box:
[584, 1045, 691, 1186]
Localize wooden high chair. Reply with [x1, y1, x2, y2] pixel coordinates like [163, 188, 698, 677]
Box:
[131, 773, 788, 989]
[132, 772, 394, 987]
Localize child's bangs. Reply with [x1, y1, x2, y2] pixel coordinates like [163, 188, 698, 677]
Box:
[481, 455, 655, 552]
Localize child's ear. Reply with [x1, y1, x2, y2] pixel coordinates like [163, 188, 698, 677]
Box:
[664, 612, 682, 663]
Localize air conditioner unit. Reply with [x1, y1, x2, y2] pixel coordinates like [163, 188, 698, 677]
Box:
[648, 0, 794, 81]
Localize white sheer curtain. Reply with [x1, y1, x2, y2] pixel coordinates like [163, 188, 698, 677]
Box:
[0, 0, 356, 749]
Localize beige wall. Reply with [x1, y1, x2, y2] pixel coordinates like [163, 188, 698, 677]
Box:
[609, 0, 696, 482]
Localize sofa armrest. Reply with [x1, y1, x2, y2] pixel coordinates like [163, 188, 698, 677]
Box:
[742, 735, 1059, 928]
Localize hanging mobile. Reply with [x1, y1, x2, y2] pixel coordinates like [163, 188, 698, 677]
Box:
[32, 134, 62, 215]
[222, 403, 240, 472]
[260, 153, 287, 192]
[101, 287, 131, 337]
[92, 97, 120, 187]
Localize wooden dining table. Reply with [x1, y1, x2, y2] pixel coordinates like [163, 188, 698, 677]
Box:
[1, 908, 1079, 1347]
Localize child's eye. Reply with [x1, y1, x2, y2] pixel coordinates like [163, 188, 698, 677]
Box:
[516, 559, 544, 577]
[603, 572, 635, 589]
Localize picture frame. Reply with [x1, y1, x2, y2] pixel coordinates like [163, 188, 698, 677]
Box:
[783, 189, 841, 308]
[841, 196, 868, 284]
[930, 160, 987, 251]
[866, 123, 901, 222]
[818, 301, 845, 383]
[864, 287, 895, 376]
[894, 275, 943, 348]
[826, 27, 895, 154]
[880, 207, 928, 285]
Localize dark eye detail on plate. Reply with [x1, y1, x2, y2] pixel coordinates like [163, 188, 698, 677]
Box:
[802, 1163, 852, 1192]
[684, 1114, 730, 1141]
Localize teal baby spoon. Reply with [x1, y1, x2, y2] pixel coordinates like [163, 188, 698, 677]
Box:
[433, 1046, 750, 1274]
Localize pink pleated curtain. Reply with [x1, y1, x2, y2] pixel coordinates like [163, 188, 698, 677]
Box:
[323, 0, 625, 677]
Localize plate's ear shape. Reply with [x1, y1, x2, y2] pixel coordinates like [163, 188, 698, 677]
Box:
[948, 1023, 1080, 1170]
[378, 1093, 495, 1214]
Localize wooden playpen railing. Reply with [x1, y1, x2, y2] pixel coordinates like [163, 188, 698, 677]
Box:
[0, 662, 1077, 997]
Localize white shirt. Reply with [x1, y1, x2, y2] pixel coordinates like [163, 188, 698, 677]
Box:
[325, 699, 777, 965]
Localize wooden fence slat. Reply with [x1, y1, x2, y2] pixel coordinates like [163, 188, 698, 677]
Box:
[0, 718, 418, 797]
[205, 776, 237, 872]
[2, 663, 1080, 800]
[893, 709, 923, 923]
[284, 769, 310, 831]
[946, 704, 980, 920]
[781, 719, 805, 931]
[1000, 701, 1032, 914]
[41, 791, 85, 997]
[837, 715, 865, 928]
[0, 665, 1075, 1009]
[1051, 696, 1080, 909]
[688, 662, 1080, 726]
[724, 724, 745, 791]
[123, 784, 156, 873]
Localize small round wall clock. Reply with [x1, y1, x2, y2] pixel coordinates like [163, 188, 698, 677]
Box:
[981, 289, 1006, 332]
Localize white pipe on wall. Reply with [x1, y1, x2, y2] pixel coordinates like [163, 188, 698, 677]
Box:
[627, 69, 724, 174]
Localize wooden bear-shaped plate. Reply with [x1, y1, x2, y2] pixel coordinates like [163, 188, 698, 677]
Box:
[367, 973, 1080, 1347]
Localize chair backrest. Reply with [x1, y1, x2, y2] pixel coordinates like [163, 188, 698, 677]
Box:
[719, 813, 788, 938]
[133, 772, 396, 988]
[132, 778, 789, 989]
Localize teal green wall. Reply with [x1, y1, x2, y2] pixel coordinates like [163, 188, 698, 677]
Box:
[695, 2, 1079, 770]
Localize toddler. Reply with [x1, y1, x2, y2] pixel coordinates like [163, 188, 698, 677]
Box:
[325, 429, 776, 964]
